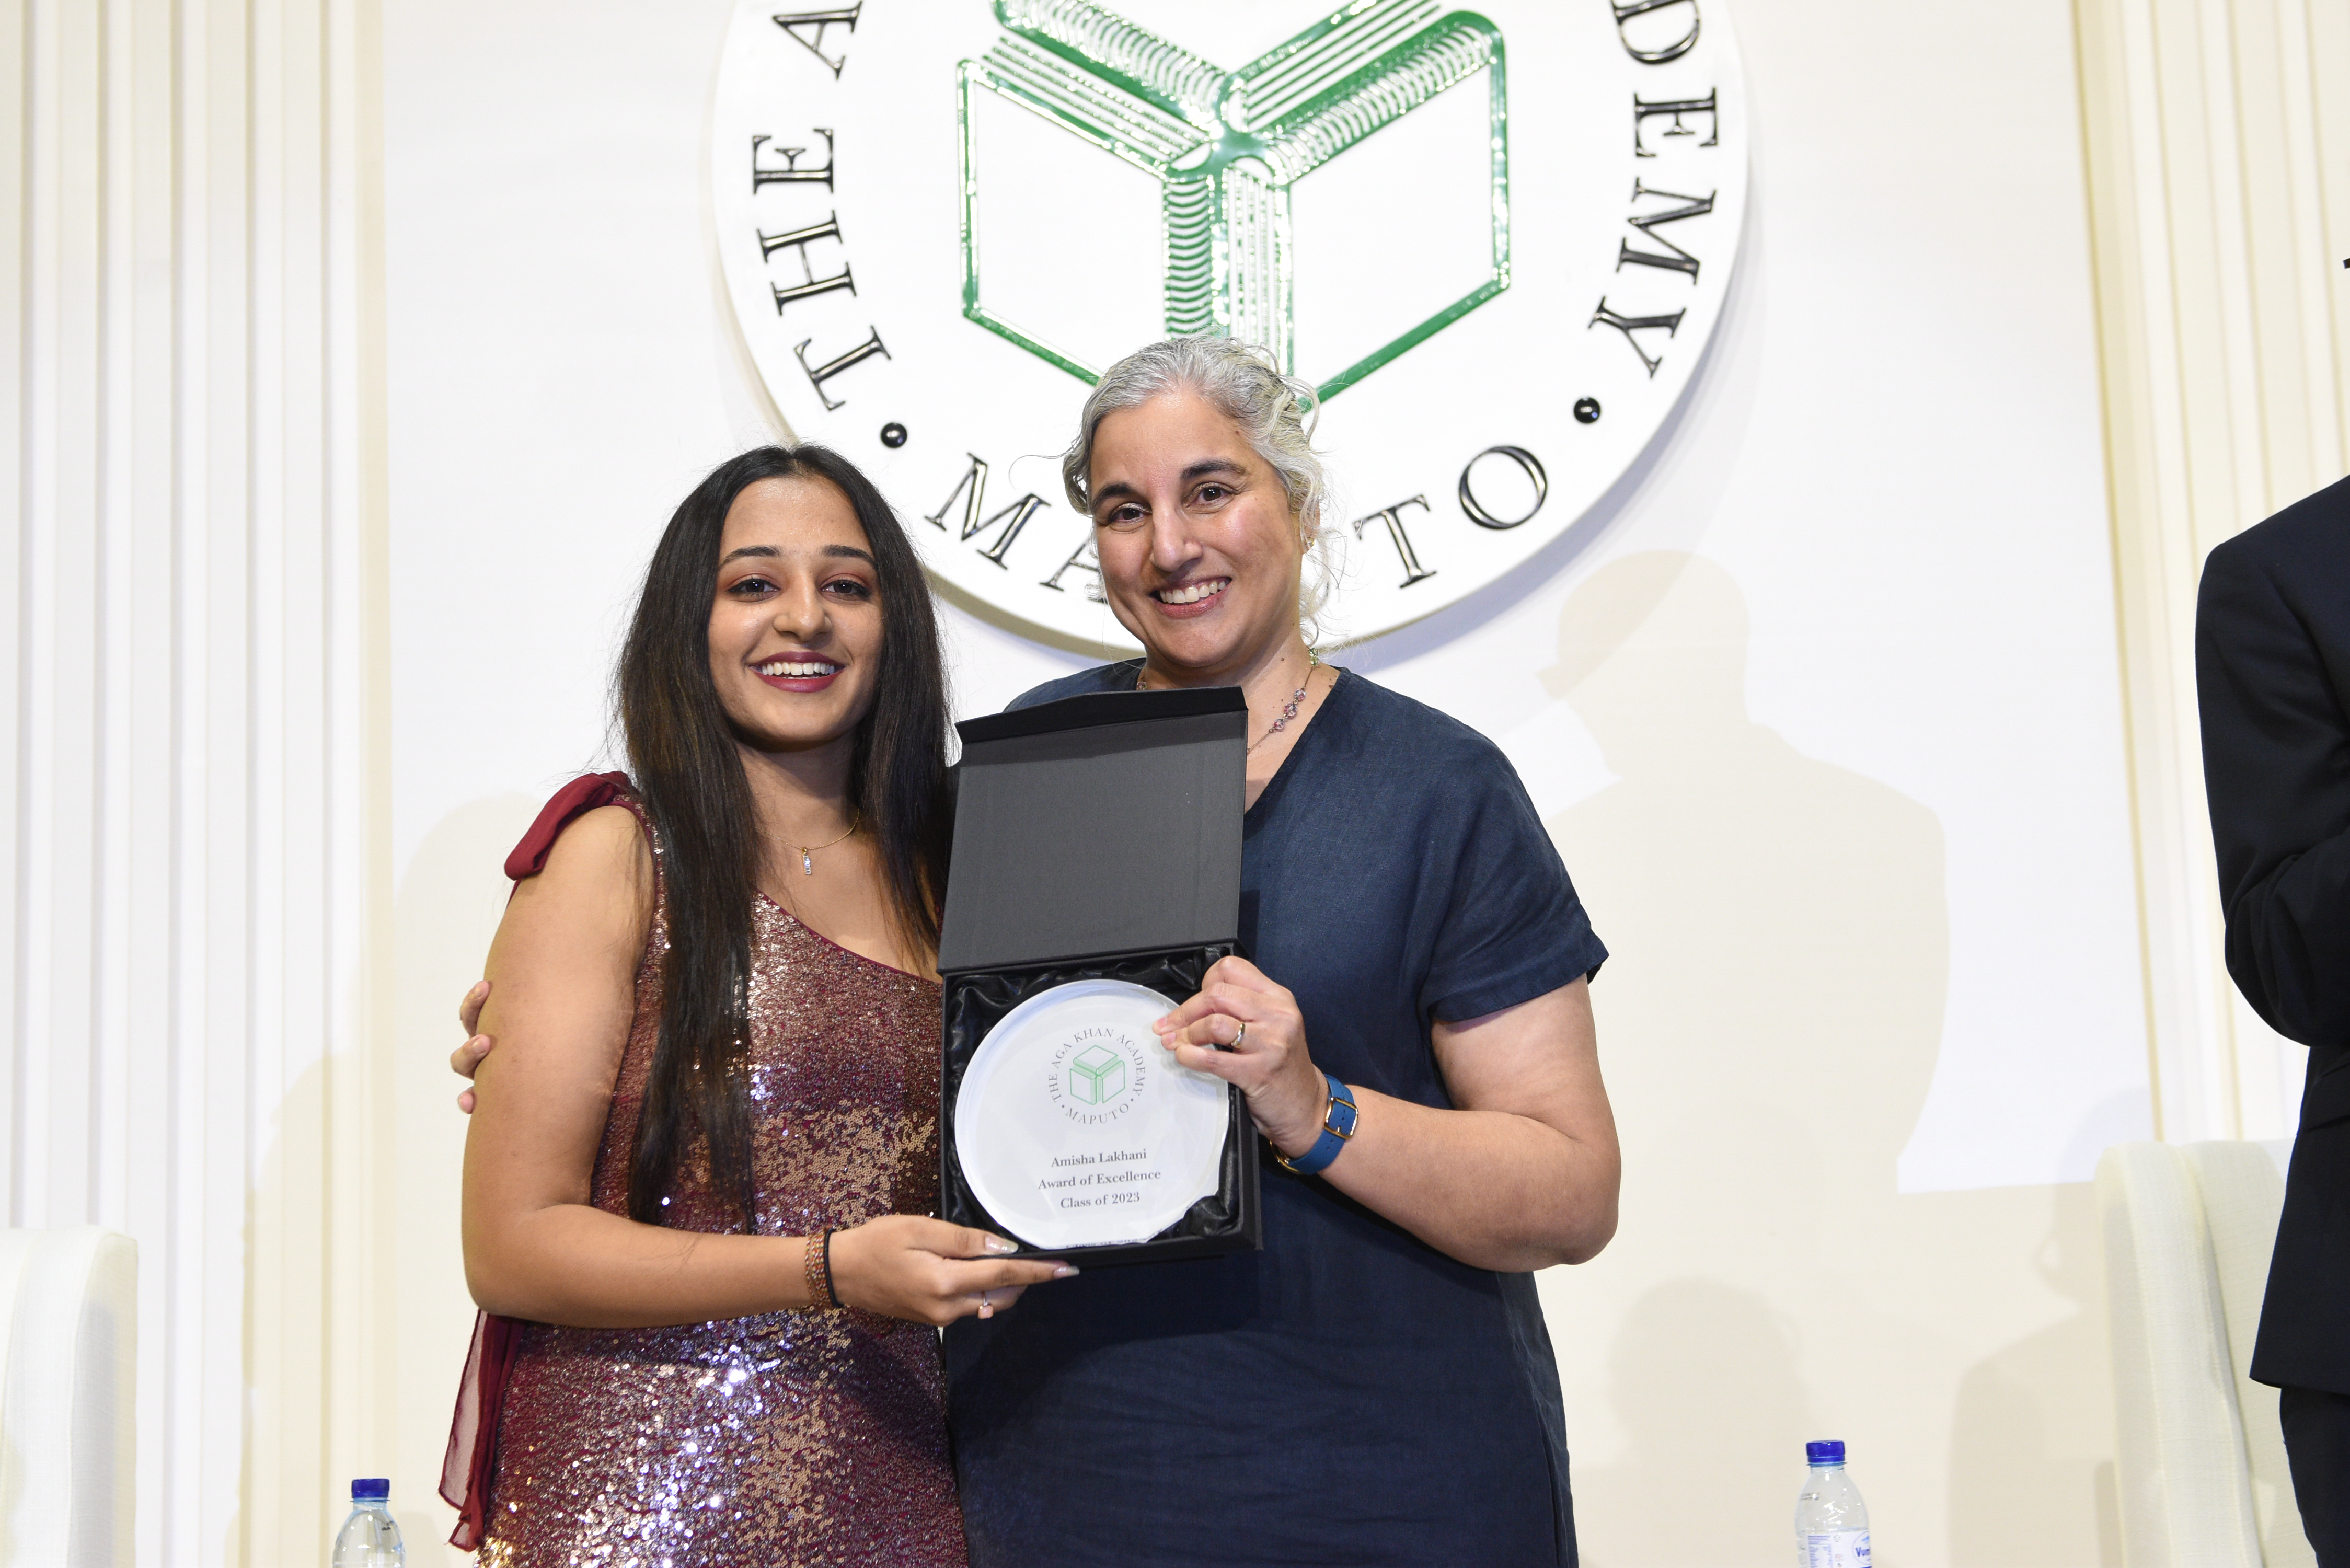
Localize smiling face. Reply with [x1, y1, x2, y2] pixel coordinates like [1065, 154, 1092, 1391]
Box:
[707, 475, 885, 754]
[1088, 391, 1307, 679]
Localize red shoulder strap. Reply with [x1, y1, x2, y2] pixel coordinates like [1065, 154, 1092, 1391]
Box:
[503, 771, 635, 882]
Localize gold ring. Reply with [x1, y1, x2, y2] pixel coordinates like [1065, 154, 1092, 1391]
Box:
[1232, 1021, 1248, 1048]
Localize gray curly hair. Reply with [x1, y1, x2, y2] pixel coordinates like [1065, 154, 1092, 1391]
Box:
[1061, 338, 1339, 638]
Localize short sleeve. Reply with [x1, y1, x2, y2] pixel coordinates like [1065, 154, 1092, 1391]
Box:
[504, 772, 636, 881]
[1419, 752, 1606, 1024]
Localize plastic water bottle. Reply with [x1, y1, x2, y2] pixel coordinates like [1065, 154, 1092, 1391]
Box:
[330, 1478, 404, 1567]
[1795, 1440, 1871, 1567]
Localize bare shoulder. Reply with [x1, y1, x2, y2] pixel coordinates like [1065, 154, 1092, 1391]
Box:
[533, 803, 652, 882]
[476, 803, 654, 1093]
[501, 803, 655, 957]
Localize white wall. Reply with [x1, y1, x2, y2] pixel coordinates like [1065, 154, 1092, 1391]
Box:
[371, 1, 2149, 1562]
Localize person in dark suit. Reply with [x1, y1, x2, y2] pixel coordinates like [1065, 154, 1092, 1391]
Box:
[2197, 471, 2350, 1564]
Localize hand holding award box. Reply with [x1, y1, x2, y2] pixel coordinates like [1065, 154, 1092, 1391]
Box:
[937, 687, 1263, 1264]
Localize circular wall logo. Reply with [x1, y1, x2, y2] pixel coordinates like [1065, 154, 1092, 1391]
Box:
[712, 0, 1746, 649]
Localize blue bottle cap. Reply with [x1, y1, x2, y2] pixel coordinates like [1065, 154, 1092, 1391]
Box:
[1806, 1440, 1846, 1465]
[351, 1478, 390, 1502]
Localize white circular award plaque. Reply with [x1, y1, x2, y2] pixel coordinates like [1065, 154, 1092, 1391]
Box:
[954, 979, 1229, 1250]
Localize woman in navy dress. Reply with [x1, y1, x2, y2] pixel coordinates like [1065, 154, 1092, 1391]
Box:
[943, 339, 1622, 1566]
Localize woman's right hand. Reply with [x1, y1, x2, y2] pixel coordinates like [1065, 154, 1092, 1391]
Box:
[827, 1216, 1075, 1325]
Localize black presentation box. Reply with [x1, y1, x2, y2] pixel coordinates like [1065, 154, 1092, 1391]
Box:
[937, 685, 1263, 1266]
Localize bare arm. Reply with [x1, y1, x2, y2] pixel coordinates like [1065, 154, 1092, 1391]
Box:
[463, 805, 1067, 1327]
[1157, 961, 1618, 1272]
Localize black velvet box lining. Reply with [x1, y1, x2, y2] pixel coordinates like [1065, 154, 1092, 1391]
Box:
[939, 944, 1262, 1266]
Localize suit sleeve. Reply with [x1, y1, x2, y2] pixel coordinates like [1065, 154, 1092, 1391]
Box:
[2196, 545, 2350, 1046]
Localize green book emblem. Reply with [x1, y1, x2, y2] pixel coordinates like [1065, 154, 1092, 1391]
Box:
[960, 0, 1510, 398]
[1068, 1042, 1130, 1105]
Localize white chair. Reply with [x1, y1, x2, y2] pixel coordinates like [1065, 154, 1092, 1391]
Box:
[2097, 1140, 2310, 1566]
[0, 1228, 136, 1566]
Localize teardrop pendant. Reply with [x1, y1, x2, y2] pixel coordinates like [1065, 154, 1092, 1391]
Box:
[801, 851, 815, 875]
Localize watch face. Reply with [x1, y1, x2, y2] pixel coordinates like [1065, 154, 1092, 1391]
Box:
[953, 979, 1229, 1249]
[712, 1, 1747, 651]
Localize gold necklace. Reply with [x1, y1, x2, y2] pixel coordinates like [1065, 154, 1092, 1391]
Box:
[1137, 652, 1322, 753]
[788, 811, 860, 876]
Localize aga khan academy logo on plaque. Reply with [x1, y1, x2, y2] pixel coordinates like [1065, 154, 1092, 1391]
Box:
[711, 0, 1746, 648]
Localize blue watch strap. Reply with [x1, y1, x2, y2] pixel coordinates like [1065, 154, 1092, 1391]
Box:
[1275, 1072, 1358, 1176]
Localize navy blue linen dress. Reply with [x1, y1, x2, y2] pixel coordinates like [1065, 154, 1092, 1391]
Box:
[944, 664, 1608, 1567]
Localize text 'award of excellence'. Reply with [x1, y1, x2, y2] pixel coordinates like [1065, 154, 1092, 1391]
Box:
[938, 686, 1262, 1265]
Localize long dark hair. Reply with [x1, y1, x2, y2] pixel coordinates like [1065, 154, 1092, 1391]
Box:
[616, 444, 950, 1227]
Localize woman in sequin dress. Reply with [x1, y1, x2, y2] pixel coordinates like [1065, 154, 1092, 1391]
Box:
[445, 446, 1070, 1566]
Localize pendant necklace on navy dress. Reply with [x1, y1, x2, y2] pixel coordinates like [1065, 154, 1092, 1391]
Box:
[1137, 651, 1321, 752]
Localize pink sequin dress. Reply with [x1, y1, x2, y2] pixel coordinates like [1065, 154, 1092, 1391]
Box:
[473, 789, 966, 1567]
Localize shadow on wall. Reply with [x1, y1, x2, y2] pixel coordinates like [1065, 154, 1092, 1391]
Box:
[1537, 555, 2121, 1564]
[1544, 548, 1948, 1206]
[240, 1055, 331, 1563]
[390, 794, 544, 1561]
[238, 793, 538, 1564]
[1597, 1278, 1817, 1543]
[1938, 1181, 2123, 1566]
[1542, 550, 1949, 1563]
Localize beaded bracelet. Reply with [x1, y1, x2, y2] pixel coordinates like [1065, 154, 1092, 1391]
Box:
[802, 1230, 842, 1310]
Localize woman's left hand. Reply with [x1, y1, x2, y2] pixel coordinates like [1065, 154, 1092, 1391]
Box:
[1154, 956, 1331, 1160]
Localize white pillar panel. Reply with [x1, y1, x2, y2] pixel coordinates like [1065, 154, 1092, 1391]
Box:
[2, 0, 384, 1560]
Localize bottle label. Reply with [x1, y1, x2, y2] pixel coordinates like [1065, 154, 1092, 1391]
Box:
[1803, 1530, 1871, 1567]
